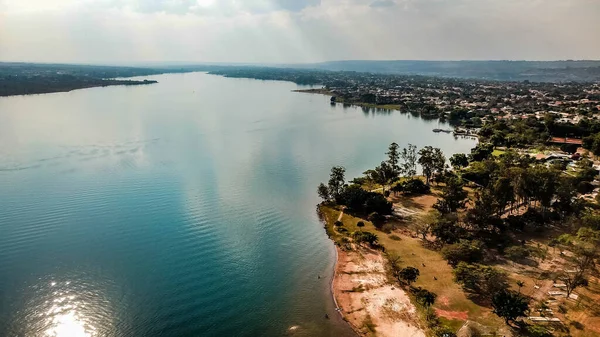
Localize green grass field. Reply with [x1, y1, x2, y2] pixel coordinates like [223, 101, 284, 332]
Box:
[319, 204, 504, 332]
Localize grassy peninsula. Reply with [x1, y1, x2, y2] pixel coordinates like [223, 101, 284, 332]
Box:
[318, 142, 600, 337]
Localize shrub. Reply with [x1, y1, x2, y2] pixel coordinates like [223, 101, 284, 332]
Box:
[389, 234, 401, 241]
[357, 221, 365, 228]
[392, 178, 430, 195]
[334, 220, 343, 227]
[504, 245, 531, 262]
[526, 324, 552, 337]
[336, 185, 393, 215]
[352, 231, 379, 247]
[368, 212, 386, 228]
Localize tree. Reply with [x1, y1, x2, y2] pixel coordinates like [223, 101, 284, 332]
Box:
[365, 161, 397, 193]
[433, 177, 468, 214]
[441, 240, 485, 267]
[469, 143, 493, 162]
[449, 153, 469, 170]
[491, 290, 529, 325]
[317, 183, 330, 202]
[453, 262, 508, 297]
[387, 142, 401, 174]
[430, 213, 465, 244]
[327, 166, 346, 200]
[492, 176, 515, 215]
[401, 144, 418, 177]
[410, 287, 437, 307]
[553, 176, 578, 216]
[418, 146, 446, 185]
[516, 280, 525, 293]
[398, 266, 420, 286]
[560, 246, 597, 297]
[582, 132, 600, 157]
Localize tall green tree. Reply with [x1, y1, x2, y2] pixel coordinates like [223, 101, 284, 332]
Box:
[366, 161, 397, 193]
[327, 166, 346, 200]
[418, 146, 446, 185]
[433, 177, 468, 214]
[401, 144, 418, 177]
[560, 246, 597, 297]
[387, 142, 401, 174]
[449, 153, 469, 170]
[317, 183, 331, 202]
[397, 266, 420, 286]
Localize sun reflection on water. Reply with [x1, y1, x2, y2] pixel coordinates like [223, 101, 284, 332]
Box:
[43, 281, 97, 337]
[46, 311, 93, 337]
[5, 276, 117, 337]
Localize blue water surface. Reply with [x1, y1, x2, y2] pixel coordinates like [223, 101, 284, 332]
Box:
[0, 73, 476, 337]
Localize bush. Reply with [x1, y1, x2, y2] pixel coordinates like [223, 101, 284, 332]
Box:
[392, 178, 430, 195]
[368, 212, 386, 228]
[357, 221, 365, 228]
[526, 324, 552, 337]
[504, 245, 531, 262]
[336, 185, 393, 215]
[389, 234, 401, 241]
[334, 220, 343, 227]
[352, 231, 379, 247]
[441, 240, 485, 267]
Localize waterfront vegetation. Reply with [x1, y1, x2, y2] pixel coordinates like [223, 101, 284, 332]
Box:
[0, 62, 214, 96]
[318, 142, 600, 337]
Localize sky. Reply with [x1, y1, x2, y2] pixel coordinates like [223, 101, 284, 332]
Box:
[0, 0, 599, 64]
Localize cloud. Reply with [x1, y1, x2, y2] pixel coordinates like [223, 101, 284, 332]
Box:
[370, 0, 394, 8]
[0, 0, 598, 63]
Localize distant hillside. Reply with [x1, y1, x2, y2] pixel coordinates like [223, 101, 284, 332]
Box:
[288, 60, 600, 82]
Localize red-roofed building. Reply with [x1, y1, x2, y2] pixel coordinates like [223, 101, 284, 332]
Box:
[550, 137, 583, 145]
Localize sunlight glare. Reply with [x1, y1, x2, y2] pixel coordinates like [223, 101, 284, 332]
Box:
[46, 311, 92, 337]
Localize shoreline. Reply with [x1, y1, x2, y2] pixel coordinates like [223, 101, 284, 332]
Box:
[322, 206, 425, 337]
[331, 245, 425, 337]
[0, 79, 158, 98]
[293, 88, 402, 112]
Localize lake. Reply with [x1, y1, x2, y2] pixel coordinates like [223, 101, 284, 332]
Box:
[0, 72, 477, 337]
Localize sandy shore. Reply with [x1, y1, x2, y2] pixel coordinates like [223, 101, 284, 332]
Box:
[332, 246, 425, 337]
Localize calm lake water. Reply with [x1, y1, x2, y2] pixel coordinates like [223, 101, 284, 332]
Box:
[0, 72, 476, 337]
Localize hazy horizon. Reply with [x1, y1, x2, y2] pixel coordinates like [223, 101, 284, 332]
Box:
[1, 0, 599, 64]
[5, 59, 600, 68]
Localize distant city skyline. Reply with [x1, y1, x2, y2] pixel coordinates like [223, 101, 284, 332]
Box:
[1, 0, 599, 64]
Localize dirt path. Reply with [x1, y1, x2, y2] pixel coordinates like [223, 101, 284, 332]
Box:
[337, 208, 345, 222]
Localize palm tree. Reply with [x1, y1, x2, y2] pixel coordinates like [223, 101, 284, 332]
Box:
[516, 280, 525, 293]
